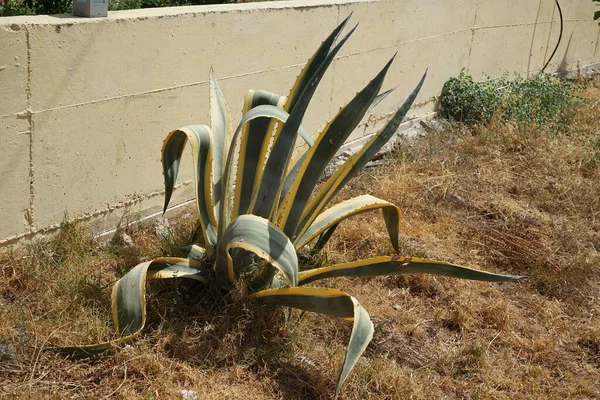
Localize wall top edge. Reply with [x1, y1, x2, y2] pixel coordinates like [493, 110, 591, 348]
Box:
[0, 0, 372, 26]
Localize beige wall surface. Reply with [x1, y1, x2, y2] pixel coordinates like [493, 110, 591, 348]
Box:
[0, 0, 599, 244]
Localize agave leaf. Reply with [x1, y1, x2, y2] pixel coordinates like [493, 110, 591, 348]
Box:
[249, 16, 352, 210]
[297, 71, 428, 237]
[294, 194, 401, 252]
[298, 256, 524, 285]
[284, 14, 353, 113]
[250, 24, 358, 221]
[236, 90, 286, 217]
[51, 258, 210, 358]
[234, 91, 314, 219]
[218, 105, 312, 239]
[279, 150, 310, 205]
[174, 244, 206, 262]
[161, 125, 217, 248]
[367, 86, 396, 114]
[214, 215, 298, 287]
[250, 287, 373, 399]
[311, 223, 338, 255]
[209, 69, 233, 225]
[278, 58, 395, 238]
[279, 84, 396, 205]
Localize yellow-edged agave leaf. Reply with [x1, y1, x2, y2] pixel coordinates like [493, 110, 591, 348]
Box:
[218, 105, 312, 239]
[161, 125, 217, 247]
[215, 215, 298, 286]
[52, 258, 210, 358]
[250, 287, 374, 399]
[299, 256, 524, 285]
[209, 69, 233, 225]
[296, 71, 428, 239]
[236, 90, 286, 217]
[278, 58, 395, 237]
[294, 194, 401, 251]
[173, 244, 206, 262]
[249, 16, 351, 215]
[251, 25, 358, 221]
[283, 13, 352, 113]
[278, 85, 396, 205]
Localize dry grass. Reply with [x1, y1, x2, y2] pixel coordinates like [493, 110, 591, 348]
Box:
[1, 81, 600, 399]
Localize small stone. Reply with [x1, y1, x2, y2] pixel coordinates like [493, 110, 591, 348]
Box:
[154, 217, 172, 240]
[111, 231, 134, 247]
[181, 390, 198, 400]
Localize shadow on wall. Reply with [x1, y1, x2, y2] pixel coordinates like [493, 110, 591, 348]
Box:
[556, 32, 573, 76]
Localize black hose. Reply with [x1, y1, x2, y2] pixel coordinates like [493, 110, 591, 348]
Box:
[541, 0, 563, 73]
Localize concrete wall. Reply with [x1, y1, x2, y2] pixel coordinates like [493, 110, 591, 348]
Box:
[0, 0, 599, 244]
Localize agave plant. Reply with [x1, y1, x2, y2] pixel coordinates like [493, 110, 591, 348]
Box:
[55, 16, 521, 398]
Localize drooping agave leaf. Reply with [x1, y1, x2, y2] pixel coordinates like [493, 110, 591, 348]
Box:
[278, 57, 395, 238]
[296, 71, 428, 239]
[298, 256, 524, 285]
[250, 287, 373, 399]
[294, 194, 401, 251]
[173, 244, 206, 262]
[52, 258, 210, 358]
[209, 68, 233, 225]
[218, 105, 312, 239]
[161, 125, 217, 248]
[250, 24, 358, 221]
[214, 214, 298, 287]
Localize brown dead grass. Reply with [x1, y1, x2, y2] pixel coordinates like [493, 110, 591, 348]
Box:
[1, 81, 600, 399]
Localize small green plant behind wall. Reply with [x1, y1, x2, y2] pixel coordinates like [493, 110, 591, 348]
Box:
[439, 70, 576, 127]
[53, 16, 522, 399]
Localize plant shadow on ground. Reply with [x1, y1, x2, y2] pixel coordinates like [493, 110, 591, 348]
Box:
[142, 279, 330, 399]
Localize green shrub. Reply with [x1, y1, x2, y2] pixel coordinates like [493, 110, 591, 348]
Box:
[108, 0, 191, 11]
[0, 0, 70, 16]
[52, 17, 521, 399]
[440, 70, 577, 127]
[0, 0, 36, 16]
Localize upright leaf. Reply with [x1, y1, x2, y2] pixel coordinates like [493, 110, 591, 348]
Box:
[217, 105, 311, 240]
[209, 69, 233, 225]
[278, 57, 395, 238]
[235, 90, 286, 217]
[296, 71, 427, 239]
[284, 14, 353, 112]
[251, 24, 358, 221]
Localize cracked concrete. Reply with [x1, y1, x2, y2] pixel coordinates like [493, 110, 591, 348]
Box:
[0, 0, 599, 246]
